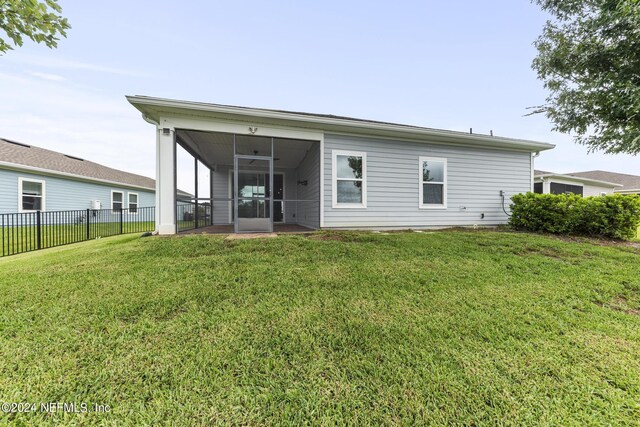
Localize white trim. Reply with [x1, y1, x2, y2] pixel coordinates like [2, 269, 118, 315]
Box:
[530, 153, 534, 192]
[331, 150, 367, 209]
[0, 161, 154, 192]
[128, 192, 139, 215]
[18, 177, 46, 212]
[154, 126, 161, 229]
[319, 133, 325, 228]
[111, 190, 124, 211]
[161, 115, 324, 143]
[418, 156, 447, 209]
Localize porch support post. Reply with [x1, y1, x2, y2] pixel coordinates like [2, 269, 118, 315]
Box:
[157, 127, 177, 234]
[194, 158, 199, 228]
[209, 168, 214, 226]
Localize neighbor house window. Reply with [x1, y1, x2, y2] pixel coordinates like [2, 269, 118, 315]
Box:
[550, 182, 583, 196]
[128, 193, 138, 213]
[111, 191, 124, 212]
[19, 178, 45, 212]
[332, 150, 366, 208]
[533, 182, 543, 194]
[419, 157, 447, 208]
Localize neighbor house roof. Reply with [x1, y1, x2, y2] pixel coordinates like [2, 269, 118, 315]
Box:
[127, 95, 555, 152]
[533, 169, 622, 188]
[567, 170, 640, 193]
[0, 137, 155, 190]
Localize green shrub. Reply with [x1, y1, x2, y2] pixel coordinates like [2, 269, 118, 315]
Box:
[510, 193, 640, 240]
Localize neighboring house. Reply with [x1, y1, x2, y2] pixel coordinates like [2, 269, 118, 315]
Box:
[0, 137, 155, 214]
[533, 170, 622, 196]
[127, 96, 555, 234]
[565, 170, 640, 195]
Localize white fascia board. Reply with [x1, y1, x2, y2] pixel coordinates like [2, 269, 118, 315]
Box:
[0, 161, 155, 192]
[535, 173, 623, 188]
[164, 115, 324, 142]
[127, 95, 555, 152]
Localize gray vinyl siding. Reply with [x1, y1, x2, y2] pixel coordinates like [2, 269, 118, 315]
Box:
[210, 166, 233, 225]
[295, 142, 320, 229]
[323, 134, 532, 228]
[0, 168, 155, 214]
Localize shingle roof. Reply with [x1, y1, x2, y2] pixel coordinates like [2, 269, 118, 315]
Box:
[567, 170, 640, 191]
[0, 137, 155, 190]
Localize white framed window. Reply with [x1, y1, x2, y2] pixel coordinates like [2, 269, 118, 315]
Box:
[111, 191, 124, 212]
[332, 150, 367, 208]
[18, 178, 45, 212]
[419, 157, 447, 209]
[128, 192, 139, 214]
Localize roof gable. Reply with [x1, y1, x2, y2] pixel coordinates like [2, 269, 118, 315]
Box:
[568, 170, 640, 190]
[0, 138, 155, 190]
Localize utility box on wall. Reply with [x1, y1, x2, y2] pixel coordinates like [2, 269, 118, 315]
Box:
[91, 200, 101, 210]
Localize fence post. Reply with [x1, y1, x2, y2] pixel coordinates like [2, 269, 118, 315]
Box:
[86, 208, 90, 240]
[36, 210, 41, 250]
[120, 209, 123, 235]
[194, 201, 199, 229]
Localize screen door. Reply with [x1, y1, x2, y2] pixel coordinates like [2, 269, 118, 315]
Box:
[234, 156, 273, 233]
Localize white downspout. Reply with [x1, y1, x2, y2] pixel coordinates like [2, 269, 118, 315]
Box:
[531, 151, 540, 192]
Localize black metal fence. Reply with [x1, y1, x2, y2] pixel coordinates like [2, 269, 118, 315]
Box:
[0, 207, 155, 257]
[177, 200, 212, 232]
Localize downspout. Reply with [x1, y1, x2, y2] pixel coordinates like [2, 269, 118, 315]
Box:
[142, 114, 159, 127]
[531, 151, 540, 192]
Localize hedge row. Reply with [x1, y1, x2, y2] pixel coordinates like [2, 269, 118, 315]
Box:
[509, 193, 640, 240]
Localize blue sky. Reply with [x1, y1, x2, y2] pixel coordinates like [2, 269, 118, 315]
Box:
[1, 0, 637, 193]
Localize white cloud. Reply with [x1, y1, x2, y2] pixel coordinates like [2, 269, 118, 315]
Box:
[0, 71, 156, 180]
[6, 52, 145, 77]
[28, 71, 66, 81]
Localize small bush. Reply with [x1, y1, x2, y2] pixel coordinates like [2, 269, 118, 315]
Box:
[510, 193, 640, 240]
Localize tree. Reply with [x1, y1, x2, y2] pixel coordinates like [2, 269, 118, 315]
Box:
[0, 0, 70, 54]
[530, 0, 640, 154]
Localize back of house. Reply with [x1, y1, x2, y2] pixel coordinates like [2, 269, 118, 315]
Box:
[127, 96, 555, 234]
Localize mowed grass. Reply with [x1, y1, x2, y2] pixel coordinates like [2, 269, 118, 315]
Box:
[1, 221, 154, 257]
[1, 231, 639, 426]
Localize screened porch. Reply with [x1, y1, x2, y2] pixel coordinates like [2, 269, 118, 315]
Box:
[174, 130, 320, 234]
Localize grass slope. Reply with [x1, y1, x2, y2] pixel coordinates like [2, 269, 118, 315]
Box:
[0, 231, 639, 426]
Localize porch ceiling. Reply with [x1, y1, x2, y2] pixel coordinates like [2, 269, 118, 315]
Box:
[177, 130, 315, 169]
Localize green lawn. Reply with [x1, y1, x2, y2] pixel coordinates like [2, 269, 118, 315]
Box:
[1, 231, 639, 425]
[1, 222, 154, 256]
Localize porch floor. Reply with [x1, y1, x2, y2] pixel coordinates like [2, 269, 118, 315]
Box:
[179, 224, 315, 235]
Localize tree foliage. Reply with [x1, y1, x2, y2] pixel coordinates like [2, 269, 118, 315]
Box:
[0, 0, 70, 54]
[531, 0, 640, 154]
